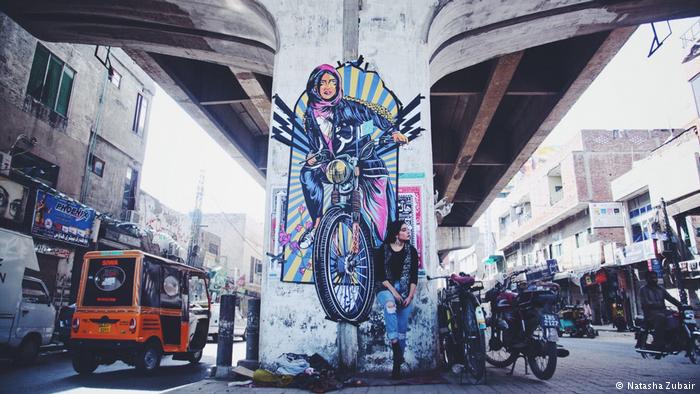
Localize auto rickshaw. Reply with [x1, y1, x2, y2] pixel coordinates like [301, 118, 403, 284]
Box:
[70, 250, 210, 374]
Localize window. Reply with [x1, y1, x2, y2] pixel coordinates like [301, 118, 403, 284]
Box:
[691, 74, 700, 117]
[109, 68, 121, 88]
[83, 258, 135, 307]
[26, 44, 75, 117]
[121, 167, 138, 219]
[22, 279, 49, 304]
[628, 192, 654, 243]
[132, 93, 148, 134]
[89, 155, 105, 177]
[576, 231, 589, 248]
[549, 243, 562, 259]
[11, 152, 59, 188]
[208, 243, 219, 255]
[249, 257, 261, 283]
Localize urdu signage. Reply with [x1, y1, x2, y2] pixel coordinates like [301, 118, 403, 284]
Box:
[31, 190, 95, 247]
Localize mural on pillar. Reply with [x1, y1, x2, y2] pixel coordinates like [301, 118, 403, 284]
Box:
[271, 57, 424, 323]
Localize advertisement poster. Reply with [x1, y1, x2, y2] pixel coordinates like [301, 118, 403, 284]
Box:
[0, 176, 29, 223]
[31, 190, 96, 247]
[269, 187, 287, 278]
[589, 202, 624, 228]
[398, 185, 424, 271]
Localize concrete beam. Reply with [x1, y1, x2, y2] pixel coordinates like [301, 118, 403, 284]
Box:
[467, 27, 636, 225]
[231, 68, 271, 134]
[431, 90, 558, 97]
[436, 226, 481, 254]
[443, 51, 523, 202]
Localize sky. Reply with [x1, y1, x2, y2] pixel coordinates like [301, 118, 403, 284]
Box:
[542, 18, 698, 146]
[140, 92, 266, 220]
[140, 18, 700, 222]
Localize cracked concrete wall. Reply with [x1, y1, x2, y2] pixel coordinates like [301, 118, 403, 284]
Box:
[257, 0, 438, 373]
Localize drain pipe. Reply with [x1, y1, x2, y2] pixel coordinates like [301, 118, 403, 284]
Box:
[80, 46, 111, 202]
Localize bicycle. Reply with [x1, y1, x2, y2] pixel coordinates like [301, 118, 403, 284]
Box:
[428, 273, 487, 384]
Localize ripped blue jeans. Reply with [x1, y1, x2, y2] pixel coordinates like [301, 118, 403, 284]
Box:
[376, 281, 413, 351]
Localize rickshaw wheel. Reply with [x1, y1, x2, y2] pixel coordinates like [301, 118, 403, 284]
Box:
[72, 350, 98, 375]
[135, 340, 162, 372]
[188, 350, 203, 364]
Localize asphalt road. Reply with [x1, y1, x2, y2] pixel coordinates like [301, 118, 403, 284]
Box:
[0, 340, 246, 394]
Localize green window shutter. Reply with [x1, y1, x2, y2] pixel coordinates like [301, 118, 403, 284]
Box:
[27, 44, 49, 99]
[41, 56, 63, 109]
[55, 67, 75, 116]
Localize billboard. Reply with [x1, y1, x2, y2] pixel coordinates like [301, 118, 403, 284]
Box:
[31, 190, 95, 247]
[589, 202, 624, 228]
[0, 176, 30, 223]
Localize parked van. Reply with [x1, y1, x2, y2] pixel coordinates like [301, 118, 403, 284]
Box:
[0, 228, 56, 365]
[70, 250, 210, 374]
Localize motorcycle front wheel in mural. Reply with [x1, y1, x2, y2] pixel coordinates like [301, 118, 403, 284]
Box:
[271, 58, 423, 323]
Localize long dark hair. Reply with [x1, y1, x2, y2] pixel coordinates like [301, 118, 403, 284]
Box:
[383, 220, 406, 245]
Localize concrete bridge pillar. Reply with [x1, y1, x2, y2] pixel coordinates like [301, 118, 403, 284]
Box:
[258, 0, 438, 373]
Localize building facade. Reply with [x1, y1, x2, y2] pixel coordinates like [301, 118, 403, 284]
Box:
[611, 125, 700, 313]
[0, 12, 154, 307]
[495, 129, 678, 324]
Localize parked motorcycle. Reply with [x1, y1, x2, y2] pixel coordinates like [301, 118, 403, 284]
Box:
[558, 305, 597, 338]
[483, 269, 567, 380]
[634, 305, 700, 363]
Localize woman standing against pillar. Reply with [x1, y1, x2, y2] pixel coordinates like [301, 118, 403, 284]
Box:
[374, 220, 419, 379]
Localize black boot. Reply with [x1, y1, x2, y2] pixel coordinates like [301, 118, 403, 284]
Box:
[391, 342, 402, 379]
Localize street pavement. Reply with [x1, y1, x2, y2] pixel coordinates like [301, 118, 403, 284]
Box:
[172, 331, 700, 394]
[1, 332, 697, 393]
[0, 340, 246, 394]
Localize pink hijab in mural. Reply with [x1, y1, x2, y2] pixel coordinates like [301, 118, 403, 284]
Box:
[306, 64, 343, 119]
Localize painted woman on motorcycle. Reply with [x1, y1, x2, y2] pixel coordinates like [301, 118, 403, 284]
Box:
[297, 64, 408, 248]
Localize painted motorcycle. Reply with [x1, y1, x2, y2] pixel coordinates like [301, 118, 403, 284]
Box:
[310, 133, 396, 323]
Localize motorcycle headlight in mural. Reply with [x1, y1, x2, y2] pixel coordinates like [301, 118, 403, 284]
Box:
[94, 266, 126, 292]
[269, 58, 424, 323]
[325, 159, 352, 184]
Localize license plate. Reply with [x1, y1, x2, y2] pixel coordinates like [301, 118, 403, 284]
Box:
[542, 314, 559, 328]
[98, 324, 111, 333]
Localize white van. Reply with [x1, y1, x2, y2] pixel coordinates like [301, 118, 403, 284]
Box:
[0, 228, 56, 365]
[207, 302, 247, 342]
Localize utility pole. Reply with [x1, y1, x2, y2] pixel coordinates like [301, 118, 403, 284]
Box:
[187, 170, 205, 267]
[661, 198, 688, 305]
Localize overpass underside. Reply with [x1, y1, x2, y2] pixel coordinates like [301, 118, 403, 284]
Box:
[2, 0, 700, 227]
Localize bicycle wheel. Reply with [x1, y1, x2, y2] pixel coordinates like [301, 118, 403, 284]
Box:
[463, 302, 486, 383]
[438, 304, 459, 368]
[313, 207, 374, 323]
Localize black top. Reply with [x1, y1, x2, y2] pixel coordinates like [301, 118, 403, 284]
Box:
[373, 244, 419, 287]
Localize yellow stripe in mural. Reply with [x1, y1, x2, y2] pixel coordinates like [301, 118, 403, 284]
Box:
[361, 74, 375, 101]
[302, 267, 314, 282]
[381, 94, 394, 111]
[284, 254, 303, 281]
[288, 188, 303, 200]
[350, 67, 360, 98]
